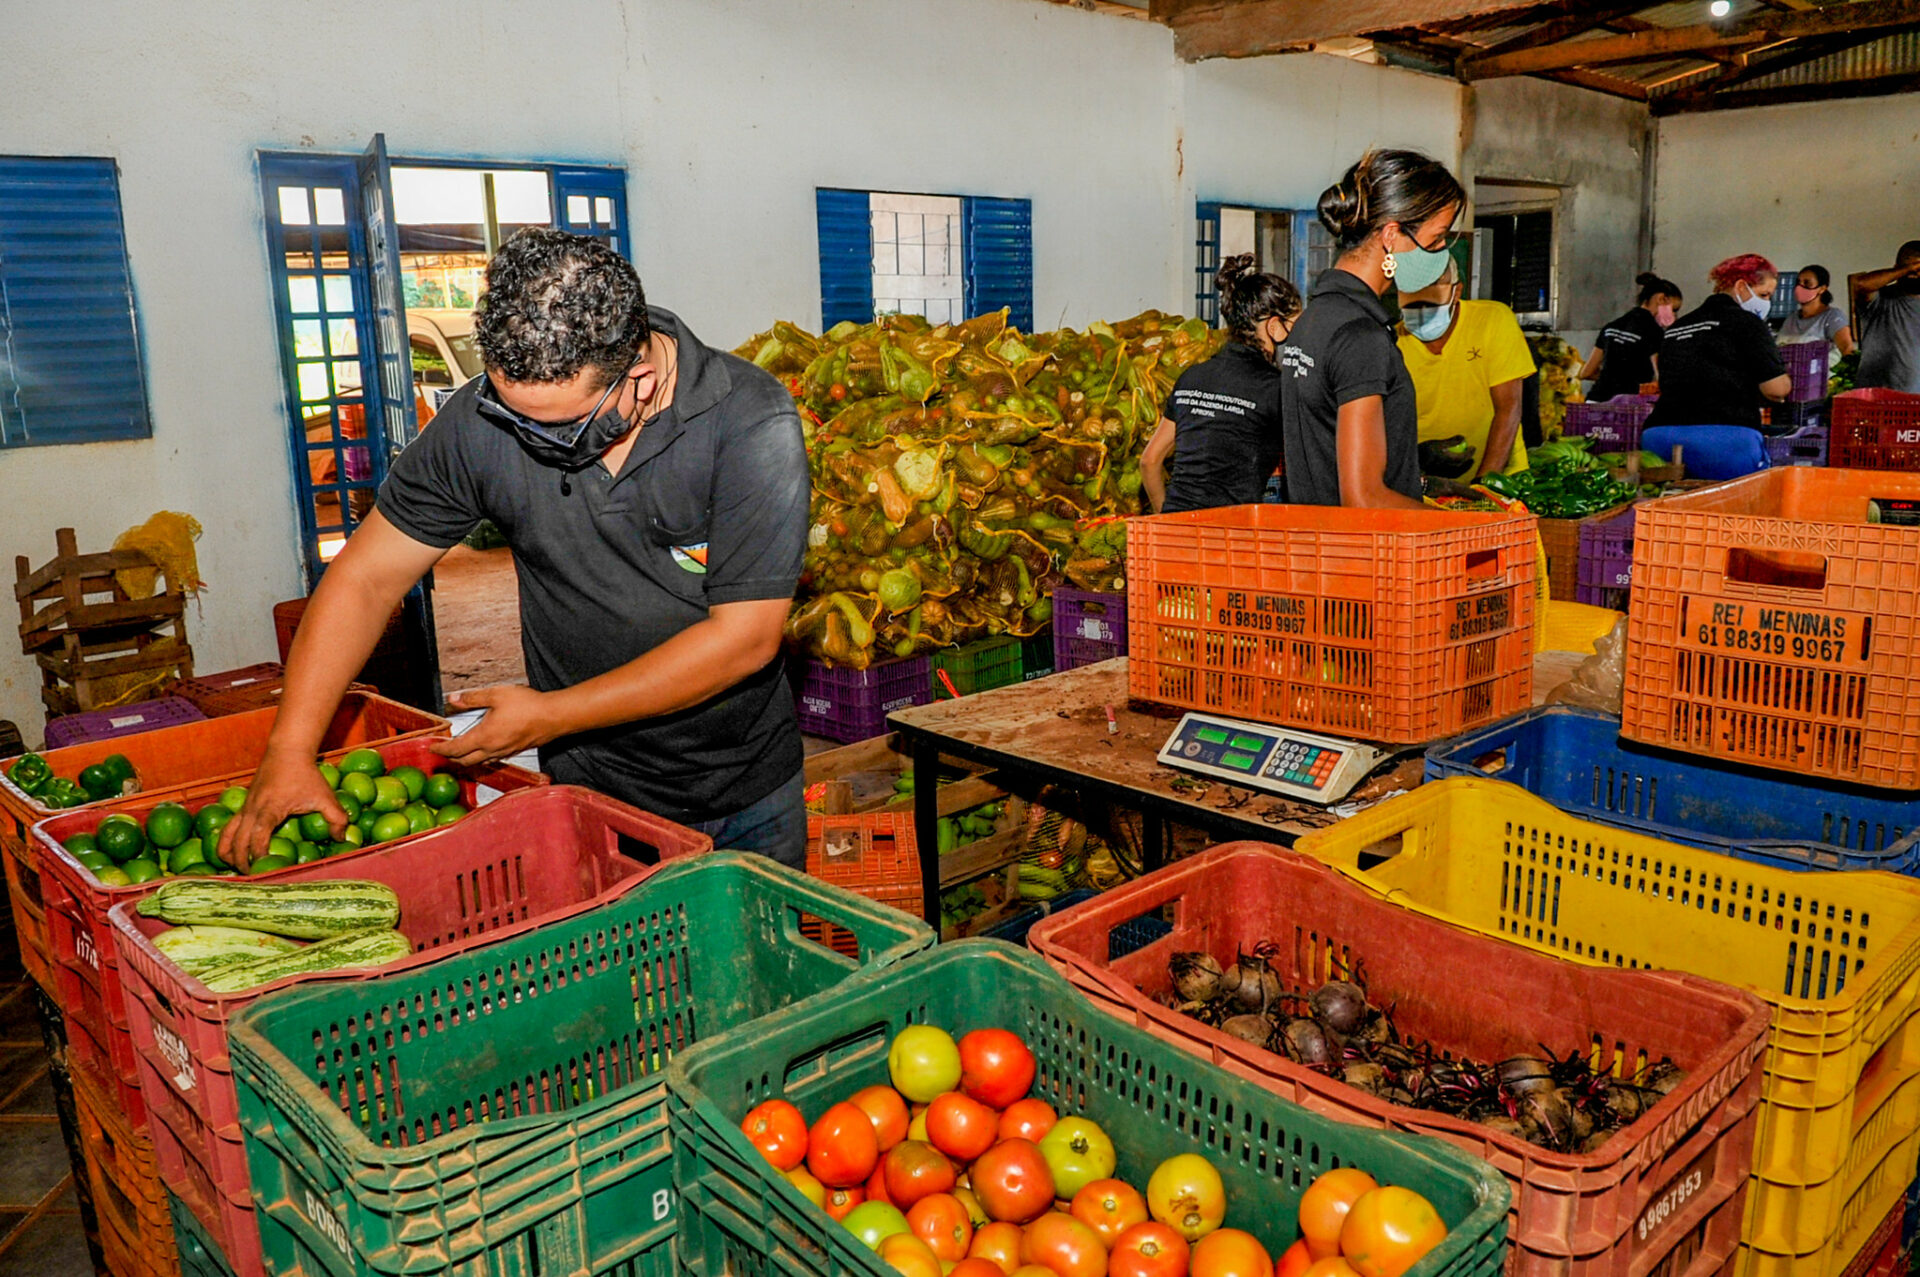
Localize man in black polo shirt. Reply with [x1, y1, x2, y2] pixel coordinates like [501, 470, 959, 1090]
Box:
[223, 229, 809, 867]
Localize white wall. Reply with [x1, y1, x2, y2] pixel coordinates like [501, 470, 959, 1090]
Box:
[0, 0, 1467, 738]
[1653, 94, 1920, 310]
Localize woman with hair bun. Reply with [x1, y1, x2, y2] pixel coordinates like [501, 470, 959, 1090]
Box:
[1279, 148, 1465, 508]
[1141, 254, 1301, 512]
[1642, 253, 1791, 434]
[1580, 272, 1682, 402]
[1778, 264, 1855, 362]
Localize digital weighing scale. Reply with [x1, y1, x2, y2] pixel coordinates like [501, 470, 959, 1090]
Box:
[1155, 712, 1391, 805]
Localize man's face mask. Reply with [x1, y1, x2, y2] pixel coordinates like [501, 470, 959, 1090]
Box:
[475, 358, 641, 465]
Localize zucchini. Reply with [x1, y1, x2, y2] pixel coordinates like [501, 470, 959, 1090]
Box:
[153, 924, 301, 975]
[199, 928, 413, 993]
[137, 879, 400, 940]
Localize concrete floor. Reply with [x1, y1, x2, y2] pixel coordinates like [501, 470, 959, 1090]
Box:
[433, 544, 527, 694]
[0, 949, 92, 1276]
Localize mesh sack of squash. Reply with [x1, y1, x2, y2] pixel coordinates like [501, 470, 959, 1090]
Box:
[735, 320, 821, 380]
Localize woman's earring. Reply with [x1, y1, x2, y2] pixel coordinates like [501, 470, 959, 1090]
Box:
[1382, 251, 1398, 280]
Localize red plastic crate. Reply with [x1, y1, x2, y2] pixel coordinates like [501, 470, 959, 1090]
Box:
[71, 1057, 176, 1277]
[1622, 468, 1920, 786]
[111, 783, 711, 1277]
[1780, 341, 1831, 404]
[1052, 587, 1128, 671]
[30, 737, 546, 1133]
[1836, 1197, 1904, 1277]
[174, 664, 379, 718]
[1563, 395, 1657, 450]
[806, 810, 921, 933]
[1126, 505, 1537, 744]
[1830, 389, 1920, 470]
[0, 691, 443, 994]
[44, 696, 206, 750]
[1027, 842, 1770, 1277]
[794, 654, 932, 743]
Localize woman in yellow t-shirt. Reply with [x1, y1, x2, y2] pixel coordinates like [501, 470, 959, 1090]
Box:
[1394, 261, 1537, 478]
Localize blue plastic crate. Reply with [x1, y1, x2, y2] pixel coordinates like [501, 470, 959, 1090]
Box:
[981, 886, 1171, 954]
[1425, 705, 1920, 873]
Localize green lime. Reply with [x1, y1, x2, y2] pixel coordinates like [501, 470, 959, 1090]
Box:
[295, 840, 323, 864]
[75, 851, 113, 874]
[265, 836, 297, 865]
[62, 833, 98, 857]
[218, 785, 249, 813]
[102, 753, 135, 785]
[433, 803, 468, 826]
[338, 824, 365, 847]
[340, 771, 377, 806]
[370, 776, 409, 814]
[317, 762, 341, 790]
[95, 819, 146, 863]
[122, 858, 162, 884]
[402, 802, 435, 835]
[146, 803, 193, 850]
[335, 791, 362, 821]
[194, 803, 234, 842]
[77, 763, 120, 801]
[272, 817, 304, 844]
[421, 772, 462, 808]
[94, 865, 133, 887]
[390, 766, 428, 802]
[249, 855, 294, 874]
[327, 840, 357, 858]
[356, 809, 379, 836]
[299, 811, 334, 842]
[175, 863, 216, 877]
[370, 812, 412, 843]
[169, 837, 206, 871]
[339, 748, 385, 777]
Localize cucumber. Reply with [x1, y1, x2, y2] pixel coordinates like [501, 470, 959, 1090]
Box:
[153, 924, 301, 975]
[199, 928, 413, 993]
[137, 879, 400, 940]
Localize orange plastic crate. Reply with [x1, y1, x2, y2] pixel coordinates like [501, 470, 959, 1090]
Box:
[806, 811, 921, 942]
[1830, 389, 1920, 471]
[1125, 505, 1537, 744]
[71, 1052, 176, 1277]
[1622, 468, 1920, 787]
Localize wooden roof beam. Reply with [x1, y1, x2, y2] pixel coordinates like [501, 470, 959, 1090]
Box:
[1157, 0, 1541, 60]
[1470, 3, 1661, 57]
[1654, 68, 1920, 114]
[1459, 0, 1920, 78]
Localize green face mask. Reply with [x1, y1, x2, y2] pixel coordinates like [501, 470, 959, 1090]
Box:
[1392, 241, 1453, 294]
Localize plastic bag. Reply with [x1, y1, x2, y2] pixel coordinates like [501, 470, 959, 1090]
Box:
[1547, 617, 1627, 715]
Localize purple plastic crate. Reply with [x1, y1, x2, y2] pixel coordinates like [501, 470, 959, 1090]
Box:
[1574, 505, 1635, 611]
[1766, 399, 1823, 430]
[42, 696, 206, 750]
[793, 654, 931, 743]
[1562, 395, 1656, 450]
[1052, 588, 1128, 672]
[1765, 423, 1829, 468]
[1780, 340, 1830, 404]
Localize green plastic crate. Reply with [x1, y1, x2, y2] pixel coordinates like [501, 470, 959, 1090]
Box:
[930, 635, 1023, 698]
[170, 1191, 237, 1277]
[1019, 629, 1055, 681]
[227, 851, 935, 1277]
[666, 940, 1511, 1277]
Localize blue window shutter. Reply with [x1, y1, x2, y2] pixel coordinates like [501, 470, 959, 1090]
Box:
[962, 197, 1032, 333]
[1195, 202, 1223, 324]
[0, 157, 150, 448]
[817, 189, 874, 328]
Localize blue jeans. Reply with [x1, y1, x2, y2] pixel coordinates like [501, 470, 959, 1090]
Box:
[688, 769, 807, 870]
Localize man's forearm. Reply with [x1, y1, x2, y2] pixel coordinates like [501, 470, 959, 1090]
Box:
[1479, 382, 1524, 477]
[546, 611, 781, 737]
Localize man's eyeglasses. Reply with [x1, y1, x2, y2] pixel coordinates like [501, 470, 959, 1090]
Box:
[474, 357, 640, 449]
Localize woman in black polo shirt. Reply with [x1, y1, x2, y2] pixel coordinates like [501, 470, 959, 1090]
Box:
[1279, 149, 1465, 508]
[1581, 272, 1682, 402]
[1141, 255, 1301, 512]
[1643, 254, 1791, 431]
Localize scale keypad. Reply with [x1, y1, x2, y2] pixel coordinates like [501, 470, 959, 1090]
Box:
[1266, 741, 1338, 788]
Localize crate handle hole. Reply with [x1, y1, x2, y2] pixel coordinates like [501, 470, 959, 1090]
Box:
[1726, 548, 1827, 592]
[1356, 834, 1405, 871]
[1464, 550, 1500, 581]
[1468, 747, 1509, 775]
[615, 832, 662, 867]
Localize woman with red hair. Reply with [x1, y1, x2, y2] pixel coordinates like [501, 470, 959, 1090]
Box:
[1641, 255, 1792, 474]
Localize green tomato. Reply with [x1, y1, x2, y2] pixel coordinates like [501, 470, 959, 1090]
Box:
[839, 1201, 909, 1250]
[887, 1025, 961, 1103]
[1037, 1117, 1116, 1199]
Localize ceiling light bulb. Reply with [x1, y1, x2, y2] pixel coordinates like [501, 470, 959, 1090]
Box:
[1709, 0, 1731, 15]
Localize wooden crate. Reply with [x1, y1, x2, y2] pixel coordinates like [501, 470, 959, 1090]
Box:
[16, 528, 193, 719]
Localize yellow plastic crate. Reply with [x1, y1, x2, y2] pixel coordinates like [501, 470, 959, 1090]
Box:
[1295, 777, 1920, 1277]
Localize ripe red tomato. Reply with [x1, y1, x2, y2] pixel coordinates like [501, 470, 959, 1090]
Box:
[851, 1085, 912, 1152]
[1338, 1187, 1447, 1277]
[868, 1162, 896, 1208]
[883, 1139, 957, 1210]
[908, 1192, 975, 1261]
[1111, 1222, 1192, 1277]
[999, 1098, 1059, 1144]
[878, 1232, 945, 1277]
[1022, 1211, 1110, 1277]
[971, 1221, 1026, 1274]
[952, 1261, 1009, 1277]
[1072, 1178, 1149, 1248]
[1298, 1170, 1377, 1260]
[742, 1098, 808, 1170]
[1275, 1240, 1311, 1277]
[806, 1102, 880, 1188]
[960, 1028, 1038, 1108]
[1191, 1229, 1272, 1277]
[823, 1184, 865, 1220]
[971, 1139, 1057, 1224]
[928, 1092, 999, 1162]
[1300, 1261, 1361, 1277]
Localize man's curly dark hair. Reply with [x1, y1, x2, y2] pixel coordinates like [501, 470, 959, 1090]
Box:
[473, 228, 650, 385]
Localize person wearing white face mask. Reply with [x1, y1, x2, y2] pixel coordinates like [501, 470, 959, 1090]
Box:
[1395, 260, 1536, 479]
[1642, 253, 1792, 436]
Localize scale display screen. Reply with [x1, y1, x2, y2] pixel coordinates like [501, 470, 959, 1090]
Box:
[1156, 712, 1387, 805]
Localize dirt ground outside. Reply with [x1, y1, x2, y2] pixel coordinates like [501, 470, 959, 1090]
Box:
[432, 545, 525, 694]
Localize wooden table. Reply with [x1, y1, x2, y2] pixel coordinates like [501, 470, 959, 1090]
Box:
[887, 650, 1592, 921]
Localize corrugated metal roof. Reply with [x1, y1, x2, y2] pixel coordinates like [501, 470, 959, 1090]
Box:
[1736, 27, 1920, 88]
